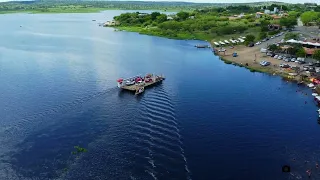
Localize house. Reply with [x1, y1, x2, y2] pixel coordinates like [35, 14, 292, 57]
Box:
[270, 14, 282, 20]
[167, 16, 174, 20]
[268, 24, 281, 31]
[264, 10, 271, 14]
[279, 13, 289, 17]
[103, 20, 119, 26]
[256, 12, 264, 18]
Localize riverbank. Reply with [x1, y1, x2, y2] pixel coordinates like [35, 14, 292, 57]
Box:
[215, 45, 312, 84]
[115, 26, 212, 40]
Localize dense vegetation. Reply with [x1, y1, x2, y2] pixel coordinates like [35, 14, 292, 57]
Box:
[0, 1, 291, 14]
[110, 2, 320, 41]
[113, 4, 296, 41]
[300, 11, 320, 25]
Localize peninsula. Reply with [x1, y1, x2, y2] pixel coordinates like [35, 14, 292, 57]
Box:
[109, 3, 320, 88]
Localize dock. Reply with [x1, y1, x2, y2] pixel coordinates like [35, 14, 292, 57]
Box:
[195, 44, 210, 48]
[117, 74, 165, 95]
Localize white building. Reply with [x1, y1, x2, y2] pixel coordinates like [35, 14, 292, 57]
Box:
[264, 9, 271, 14]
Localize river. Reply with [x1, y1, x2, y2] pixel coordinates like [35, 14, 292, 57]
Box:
[0, 10, 320, 180]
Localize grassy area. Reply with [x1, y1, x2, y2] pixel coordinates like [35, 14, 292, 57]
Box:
[115, 26, 210, 40]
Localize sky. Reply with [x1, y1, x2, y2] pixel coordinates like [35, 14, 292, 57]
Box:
[0, 0, 318, 3]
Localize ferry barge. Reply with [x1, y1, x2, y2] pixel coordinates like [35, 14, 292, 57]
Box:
[117, 74, 165, 95]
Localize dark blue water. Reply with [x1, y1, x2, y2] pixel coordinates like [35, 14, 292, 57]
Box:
[0, 11, 320, 180]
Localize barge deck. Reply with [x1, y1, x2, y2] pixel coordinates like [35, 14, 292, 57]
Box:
[117, 74, 165, 95]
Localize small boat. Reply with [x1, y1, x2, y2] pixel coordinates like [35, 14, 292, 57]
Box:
[312, 93, 318, 96]
[135, 87, 144, 95]
[195, 44, 209, 48]
[308, 83, 315, 88]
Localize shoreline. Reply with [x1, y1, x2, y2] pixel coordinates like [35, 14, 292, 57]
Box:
[214, 45, 313, 87]
[0, 8, 182, 15]
[113, 27, 315, 89]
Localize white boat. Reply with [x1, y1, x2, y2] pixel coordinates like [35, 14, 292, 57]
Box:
[308, 83, 315, 88]
[224, 40, 229, 44]
[312, 93, 318, 96]
[219, 41, 225, 45]
[214, 42, 220, 46]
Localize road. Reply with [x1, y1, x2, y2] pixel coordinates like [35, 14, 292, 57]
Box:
[255, 33, 285, 49]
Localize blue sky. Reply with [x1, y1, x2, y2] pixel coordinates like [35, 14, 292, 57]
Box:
[0, 0, 318, 3]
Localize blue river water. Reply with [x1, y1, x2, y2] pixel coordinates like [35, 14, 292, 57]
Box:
[0, 11, 320, 180]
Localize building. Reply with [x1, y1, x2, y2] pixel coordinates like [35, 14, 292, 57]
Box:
[273, 7, 278, 14]
[268, 24, 281, 31]
[256, 12, 264, 18]
[270, 14, 282, 20]
[279, 13, 289, 17]
[167, 16, 174, 20]
[264, 9, 271, 14]
[103, 20, 119, 26]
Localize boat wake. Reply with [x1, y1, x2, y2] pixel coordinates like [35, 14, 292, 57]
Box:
[129, 86, 192, 180]
[0, 87, 118, 156]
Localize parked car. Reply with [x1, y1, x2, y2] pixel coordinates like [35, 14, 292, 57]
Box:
[260, 48, 267, 53]
[309, 62, 314, 66]
[266, 38, 270, 41]
[270, 53, 276, 57]
[256, 41, 262, 45]
[298, 61, 305, 64]
[283, 57, 290, 62]
[284, 58, 290, 62]
[274, 55, 279, 59]
[303, 66, 309, 70]
[280, 63, 290, 68]
[291, 58, 297, 62]
[218, 48, 226, 52]
[271, 36, 275, 39]
[278, 56, 283, 60]
[266, 52, 273, 56]
[248, 42, 254, 47]
[260, 61, 271, 66]
[262, 39, 267, 42]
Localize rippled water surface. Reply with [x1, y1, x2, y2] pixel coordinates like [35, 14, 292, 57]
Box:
[1, 11, 320, 180]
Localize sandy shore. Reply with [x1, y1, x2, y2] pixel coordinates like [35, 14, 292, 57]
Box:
[214, 45, 304, 78]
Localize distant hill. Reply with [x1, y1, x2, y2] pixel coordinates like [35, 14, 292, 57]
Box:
[1, 0, 291, 6]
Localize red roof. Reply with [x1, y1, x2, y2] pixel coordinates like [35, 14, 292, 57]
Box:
[304, 47, 316, 55]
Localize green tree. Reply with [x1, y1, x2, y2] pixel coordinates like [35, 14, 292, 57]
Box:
[176, 11, 189, 21]
[314, 50, 320, 60]
[151, 12, 161, 20]
[260, 19, 270, 32]
[280, 17, 297, 29]
[259, 32, 267, 40]
[244, 34, 255, 45]
[284, 32, 299, 40]
[288, 11, 300, 18]
[156, 14, 167, 23]
[268, 44, 280, 52]
[296, 48, 306, 57]
[300, 11, 320, 25]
